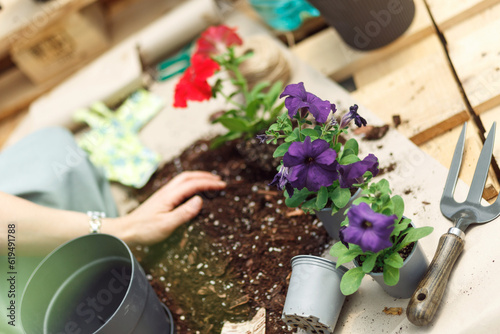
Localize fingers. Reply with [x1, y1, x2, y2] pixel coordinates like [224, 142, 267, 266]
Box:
[156, 171, 226, 210]
[166, 171, 222, 189]
[160, 195, 204, 235]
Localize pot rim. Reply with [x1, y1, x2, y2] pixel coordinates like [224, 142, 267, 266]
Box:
[20, 234, 146, 333]
[291, 254, 348, 275]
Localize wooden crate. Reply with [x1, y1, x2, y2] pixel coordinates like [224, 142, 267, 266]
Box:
[9, 2, 109, 84]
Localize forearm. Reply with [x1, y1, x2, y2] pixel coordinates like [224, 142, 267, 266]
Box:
[0, 191, 102, 255]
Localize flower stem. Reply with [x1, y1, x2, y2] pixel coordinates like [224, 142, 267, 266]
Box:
[218, 90, 246, 110]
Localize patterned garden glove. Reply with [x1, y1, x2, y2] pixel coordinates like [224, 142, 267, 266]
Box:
[74, 89, 164, 188]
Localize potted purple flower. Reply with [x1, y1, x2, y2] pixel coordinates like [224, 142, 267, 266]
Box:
[331, 179, 434, 298]
[263, 81, 379, 239]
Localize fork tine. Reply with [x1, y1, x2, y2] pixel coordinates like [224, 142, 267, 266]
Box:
[466, 122, 497, 203]
[442, 123, 467, 199]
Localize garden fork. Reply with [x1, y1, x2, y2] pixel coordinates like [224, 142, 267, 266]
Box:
[407, 122, 500, 326]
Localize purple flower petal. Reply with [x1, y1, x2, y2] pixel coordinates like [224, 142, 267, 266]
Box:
[283, 136, 338, 191]
[340, 104, 367, 129]
[280, 82, 332, 123]
[343, 202, 396, 253]
[338, 154, 379, 188]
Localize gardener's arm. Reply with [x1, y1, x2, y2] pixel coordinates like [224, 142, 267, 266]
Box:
[0, 171, 226, 255]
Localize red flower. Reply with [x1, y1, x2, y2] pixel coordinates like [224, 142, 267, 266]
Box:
[195, 25, 243, 56]
[173, 54, 220, 108]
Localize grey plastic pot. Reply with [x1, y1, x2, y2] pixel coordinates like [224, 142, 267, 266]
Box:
[368, 240, 428, 299]
[315, 188, 362, 240]
[20, 234, 175, 334]
[353, 223, 429, 299]
[282, 255, 348, 333]
[307, 0, 415, 50]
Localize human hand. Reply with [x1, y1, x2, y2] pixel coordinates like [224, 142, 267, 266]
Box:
[106, 171, 226, 246]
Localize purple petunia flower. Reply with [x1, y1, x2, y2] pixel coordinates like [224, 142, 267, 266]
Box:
[338, 154, 379, 188]
[269, 166, 294, 197]
[283, 136, 338, 192]
[279, 82, 332, 123]
[342, 202, 396, 253]
[339, 104, 367, 129]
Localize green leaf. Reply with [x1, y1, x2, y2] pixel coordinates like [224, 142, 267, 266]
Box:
[285, 188, 310, 207]
[383, 264, 400, 286]
[268, 123, 279, 132]
[399, 226, 434, 249]
[340, 267, 365, 295]
[250, 81, 270, 97]
[353, 197, 371, 206]
[264, 81, 283, 108]
[245, 100, 261, 120]
[330, 242, 363, 265]
[301, 198, 317, 213]
[316, 187, 328, 210]
[284, 131, 298, 142]
[376, 179, 391, 194]
[344, 138, 359, 155]
[384, 252, 404, 269]
[273, 142, 292, 158]
[215, 116, 251, 132]
[391, 218, 409, 237]
[285, 128, 300, 143]
[301, 128, 320, 139]
[362, 253, 378, 273]
[209, 132, 242, 149]
[269, 101, 286, 122]
[330, 187, 352, 209]
[339, 155, 361, 165]
[392, 195, 405, 221]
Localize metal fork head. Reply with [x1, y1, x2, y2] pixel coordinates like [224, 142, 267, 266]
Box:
[440, 122, 500, 231]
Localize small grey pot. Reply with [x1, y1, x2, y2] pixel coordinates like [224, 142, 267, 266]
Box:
[354, 234, 429, 299]
[282, 255, 348, 333]
[369, 240, 428, 298]
[315, 188, 362, 240]
[21, 234, 175, 334]
[307, 0, 416, 50]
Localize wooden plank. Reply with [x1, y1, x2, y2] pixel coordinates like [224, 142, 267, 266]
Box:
[4, 43, 143, 147]
[444, 3, 500, 115]
[425, 0, 500, 30]
[419, 123, 499, 201]
[290, 0, 434, 82]
[10, 2, 109, 84]
[0, 0, 97, 59]
[350, 34, 469, 145]
[104, 0, 184, 45]
[0, 67, 56, 121]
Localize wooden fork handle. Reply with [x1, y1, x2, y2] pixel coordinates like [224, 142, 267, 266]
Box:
[407, 232, 465, 326]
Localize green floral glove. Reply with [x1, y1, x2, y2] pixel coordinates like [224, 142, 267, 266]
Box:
[74, 89, 164, 188]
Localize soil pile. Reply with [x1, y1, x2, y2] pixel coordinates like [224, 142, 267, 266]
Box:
[135, 138, 330, 333]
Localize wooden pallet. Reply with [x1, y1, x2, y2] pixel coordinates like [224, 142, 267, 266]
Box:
[289, 0, 500, 199]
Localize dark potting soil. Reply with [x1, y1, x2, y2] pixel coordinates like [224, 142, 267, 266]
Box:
[134, 138, 330, 333]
